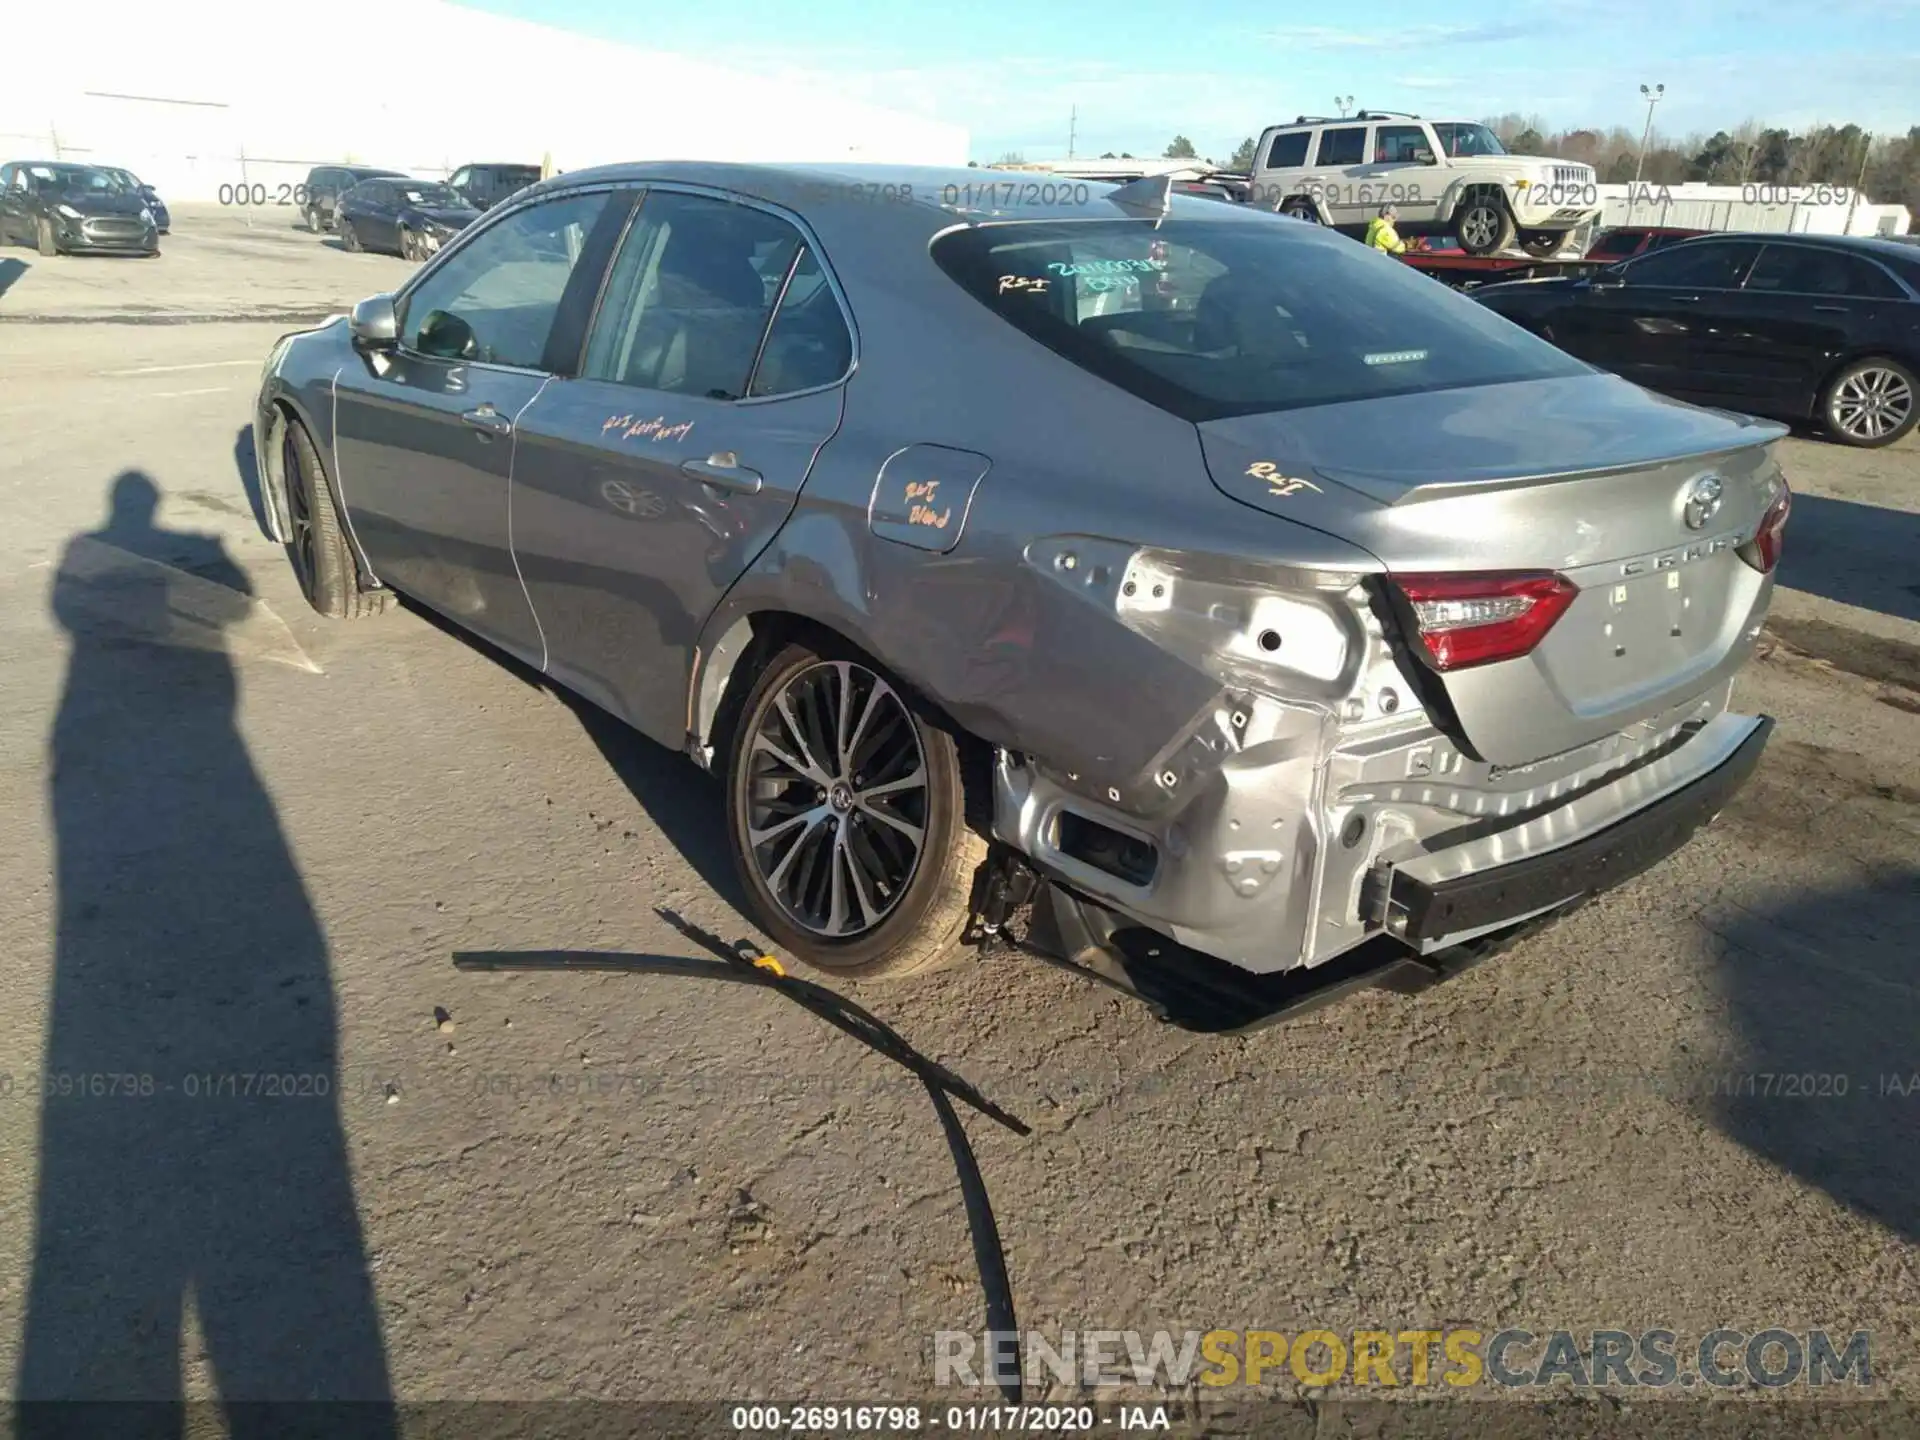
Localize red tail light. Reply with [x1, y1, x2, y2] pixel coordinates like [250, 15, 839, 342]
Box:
[1392, 571, 1579, 672]
[1741, 483, 1790, 574]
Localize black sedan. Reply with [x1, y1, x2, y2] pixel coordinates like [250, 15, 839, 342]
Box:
[336, 178, 480, 261]
[100, 168, 170, 233]
[0, 161, 159, 257]
[1472, 232, 1919, 447]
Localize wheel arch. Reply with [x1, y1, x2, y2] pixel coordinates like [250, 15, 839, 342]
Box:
[1277, 191, 1335, 225]
[1815, 346, 1920, 397]
[261, 388, 383, 593]
[1444, 179, 1514, 222]
[688, 608, 995, 835]
[1813, 347, 1920, 435]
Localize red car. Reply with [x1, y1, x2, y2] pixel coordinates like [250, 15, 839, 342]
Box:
[1582, 226, 1709, 263]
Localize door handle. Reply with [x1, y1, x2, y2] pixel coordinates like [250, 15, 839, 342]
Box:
[462, 403, 512, 437]
[680, 452, 764, 495]
[1668, 293, 1701, 303]
[1813, 304, 1849, 314]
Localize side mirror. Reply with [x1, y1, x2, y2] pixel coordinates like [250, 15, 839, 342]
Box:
[415, 308, 478, 360]
[349, 293, 398, 348]
[1414, 150, 1437, 165]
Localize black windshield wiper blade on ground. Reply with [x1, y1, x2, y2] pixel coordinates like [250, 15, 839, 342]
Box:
[454, 907, 1028, 1403]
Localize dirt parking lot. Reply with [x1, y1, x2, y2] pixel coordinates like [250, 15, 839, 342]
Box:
[0, 207, 1916, 1432]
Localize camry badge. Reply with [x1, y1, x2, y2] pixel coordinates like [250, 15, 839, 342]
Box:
[1683, 473, 1724, 531]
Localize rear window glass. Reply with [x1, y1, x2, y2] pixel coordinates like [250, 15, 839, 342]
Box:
[1264, 132, 1310, 169]
[930, 218, 1590, 421]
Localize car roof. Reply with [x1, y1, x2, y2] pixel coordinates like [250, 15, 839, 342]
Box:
[520, 161, 1276, 231]
[1656, 230, 1920, 263]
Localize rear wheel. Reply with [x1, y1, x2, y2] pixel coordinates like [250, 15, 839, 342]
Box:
[1455, 191, 1517, 256]
[1279, 197, 1321, 223]
[1519, 229, 1564, 258]
[280, 415, 391, 619]
[303, 206, 322, 234]
[36, 216, 58, 257]
[1821, 357, 1916, 448]
[726, 642, 986, 980]
[340, 219, 361, 253]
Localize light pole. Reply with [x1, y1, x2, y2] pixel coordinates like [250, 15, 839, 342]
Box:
[1628, 83, 1663, 222]
[1335, 95, 1353, 118]
[1632, 84, 1664, 188]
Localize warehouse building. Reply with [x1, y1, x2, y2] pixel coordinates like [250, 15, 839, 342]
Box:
[1599, 182, 1911, 237]
[0, 0, 967, 203]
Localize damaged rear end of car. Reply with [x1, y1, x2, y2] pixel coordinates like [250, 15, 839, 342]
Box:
[928, 206, 1786, 1014]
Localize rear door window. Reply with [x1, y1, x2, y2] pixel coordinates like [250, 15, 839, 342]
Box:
[932, 218, 1589, 421]
[581, 191, 805, 400]
[1745, 245, 1904, 299]
[1314, 127, 1366, 165]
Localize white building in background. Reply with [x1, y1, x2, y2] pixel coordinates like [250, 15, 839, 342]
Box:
[1599, 183, 1912, 237]
[0, 0, 967, 202]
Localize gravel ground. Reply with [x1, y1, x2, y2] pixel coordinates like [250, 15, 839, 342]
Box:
[0, 209, 1915, 1430]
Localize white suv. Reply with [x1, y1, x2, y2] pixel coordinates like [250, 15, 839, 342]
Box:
[1249, 112, 1600, 257]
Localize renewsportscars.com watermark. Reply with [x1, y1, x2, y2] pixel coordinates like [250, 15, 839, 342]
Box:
[935, 1328, 1873, 1391]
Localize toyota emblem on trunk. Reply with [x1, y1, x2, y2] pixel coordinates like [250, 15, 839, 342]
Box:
[1683, 474, 1724, 530]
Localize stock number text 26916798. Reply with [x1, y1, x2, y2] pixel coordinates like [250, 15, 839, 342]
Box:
[218, 183, 312, 207]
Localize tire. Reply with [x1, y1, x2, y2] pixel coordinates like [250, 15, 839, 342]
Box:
[1454, 191, 1517, 256]
[1519, 230, 1563, 258]
[725, 641, 987, 980]
[400, 226, 421, 262]
[1279, 197, 1321, 223]
[1820, 356, 1917, 448]
[340, 219, 361, 253]
[303, 206, 321, 234]
[36, 216, 58, 257]
[280, 415, 391, 619]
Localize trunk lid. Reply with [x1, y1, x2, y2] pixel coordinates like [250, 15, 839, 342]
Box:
[1197, 372, 1788, 765]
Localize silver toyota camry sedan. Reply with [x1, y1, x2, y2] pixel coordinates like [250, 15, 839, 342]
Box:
[252, 162, 1789, 1005]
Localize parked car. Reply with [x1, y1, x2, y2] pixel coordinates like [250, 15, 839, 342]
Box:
[301, 165, 405, 233]
[1583, 225, 1708, 263]
[1472, 232, 1919, 447]
[336, 177, 481, 260]
[1251, 111, 1602, 257]
[98, 167, 169, 233]
[448, 162, 542, 211]
[0, 161, 159, 256]
[253, 163, 1785, 995]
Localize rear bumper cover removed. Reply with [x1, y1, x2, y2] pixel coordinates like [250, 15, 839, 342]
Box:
[1385, 713, 1773, 943]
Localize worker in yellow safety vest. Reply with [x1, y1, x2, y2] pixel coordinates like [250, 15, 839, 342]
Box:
[1365, 204, 1408, 254]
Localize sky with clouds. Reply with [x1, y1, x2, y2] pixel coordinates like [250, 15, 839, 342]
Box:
[462, 0, 1918, 162]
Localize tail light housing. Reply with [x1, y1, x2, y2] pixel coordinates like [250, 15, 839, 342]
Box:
[1741, 483, 1790, 574]
[1391, 571, 1578, 672]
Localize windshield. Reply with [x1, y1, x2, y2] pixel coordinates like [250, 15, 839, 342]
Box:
[931, 218, 1588, 421]
[26, 164, 130, 195]
[399, 183, 465, 207]
[1430, 123, 1508, 158]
